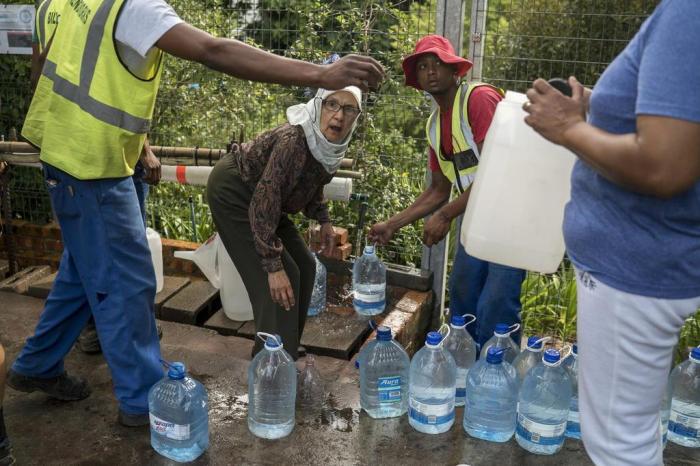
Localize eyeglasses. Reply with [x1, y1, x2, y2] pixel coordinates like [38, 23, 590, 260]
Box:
[321, 98, 361, 119]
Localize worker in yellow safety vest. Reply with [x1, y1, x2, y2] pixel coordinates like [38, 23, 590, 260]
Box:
[369, 35, 525, 351]
[9, 0, 384, 428]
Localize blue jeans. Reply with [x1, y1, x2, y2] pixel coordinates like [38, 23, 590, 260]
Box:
[12, 163, 162, 414]
[449, 241, 526, 349]
[132, 161, 149, 228]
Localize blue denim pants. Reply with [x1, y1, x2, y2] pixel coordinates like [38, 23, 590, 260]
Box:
[12, 163, 162, 414]
[448, 241, 526, 349]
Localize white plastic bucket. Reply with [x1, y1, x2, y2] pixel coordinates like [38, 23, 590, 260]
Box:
[146, 227, 164, 293]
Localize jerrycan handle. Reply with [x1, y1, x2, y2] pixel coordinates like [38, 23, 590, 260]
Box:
[548, 78, 572, 97]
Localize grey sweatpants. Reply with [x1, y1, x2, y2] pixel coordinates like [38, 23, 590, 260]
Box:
[575, 269, 700, 466]
[207, 155, 315, 360]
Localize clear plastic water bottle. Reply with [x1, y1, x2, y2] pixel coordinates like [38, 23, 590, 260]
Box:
[562, 343, 580, 440]
[307, 253, 327, 317]
[359, 326, 410, 419]
[668, 346, 700, 448]
[149, 362, 209, 463]
[408, 331, 457, 434]
[512, 336, 547, 383]
[247, 333, 297, 439]
[479, 323, 521, 364]
[443, 313, 477, 406]
[463, 347, 519, 442]
[661, 381, 671, 449]
[297, 355, 325, 415]
[352, 245, 386, 316]
[516, 348, 572, 455]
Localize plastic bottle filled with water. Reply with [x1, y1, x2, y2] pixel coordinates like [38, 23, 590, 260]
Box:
[408, 331, 457, 434]
[352, 245, 386, 316]
[297, 355, 325, 416]
[248, 333, 296, 439]
[149, 362, 209, 463]
[562, 343, 580, 440]
[443, 313, 477, 406]
[661, 381, 671, 449]
[479, 323, 521, 364]
[307, 253, 327, 317]
[516, 348, 572, 455]
[512, 336, 548, 383]
[359, 326, 410, 419]
[668, 346, 700, 448]
[463, 347, 519, 442]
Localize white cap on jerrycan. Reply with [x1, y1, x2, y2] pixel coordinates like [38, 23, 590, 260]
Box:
[461, 86, 578, 274]
[146, 227, 164, 293]
[174, 233, 254, 321]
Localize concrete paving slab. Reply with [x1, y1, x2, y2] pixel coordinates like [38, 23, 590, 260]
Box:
[25, 272, 56, 299]
[160, 280, 220, 325]
[154, 275, 191, 317]
[1, 292, 696, 466]
[0, 265, 51, 294]
[0, 259, 8, 280]
[203, 309, 247, 336]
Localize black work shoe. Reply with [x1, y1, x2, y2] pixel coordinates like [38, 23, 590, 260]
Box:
[77, 323, 101, 354]
[118, 411, 149, 427]
[0, 439, 14, 466]
[7, 370, 91, 401]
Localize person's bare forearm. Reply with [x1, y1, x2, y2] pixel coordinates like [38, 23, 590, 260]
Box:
[436, 186, 471, 220]
[387, 186, 450, 231]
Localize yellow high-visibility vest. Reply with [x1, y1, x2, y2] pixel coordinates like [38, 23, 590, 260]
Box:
[426, 82, 505, 193]
[23, 0, 164, 179]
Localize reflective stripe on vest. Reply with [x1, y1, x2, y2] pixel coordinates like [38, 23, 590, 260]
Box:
[426, 82, 504, 192]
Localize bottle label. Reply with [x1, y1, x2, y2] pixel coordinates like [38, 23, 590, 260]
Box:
[150, 414, 191, 441]
[567, 409, 580, 424]
[516, 414, 566, 446]
[408, 397, 454, 426]
[354, 290, 385, 303]
[455, 368, 468, 398]
[378, 376, 402, 403]
[669, 409, 700, 439]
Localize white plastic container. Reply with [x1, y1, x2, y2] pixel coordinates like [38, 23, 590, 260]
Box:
[146, 227, 164, 293]
[461, 91, 577, 273]
[175, 234, 254, 321]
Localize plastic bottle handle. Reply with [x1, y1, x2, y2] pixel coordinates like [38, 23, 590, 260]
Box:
[528, 335, 551, 349]
[506, 323, 521, 337]
[461, 313, 477, 327]
[256, 331, 282, 349]
[436, 323, 451, 347]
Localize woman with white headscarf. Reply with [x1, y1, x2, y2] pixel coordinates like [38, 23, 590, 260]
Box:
[207, 86, 362, 359]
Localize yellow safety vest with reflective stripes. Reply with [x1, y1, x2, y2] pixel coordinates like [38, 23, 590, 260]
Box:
[425, 82, 505, 193]
[22, 0, 164, 180]
[35, 0, 66, 53]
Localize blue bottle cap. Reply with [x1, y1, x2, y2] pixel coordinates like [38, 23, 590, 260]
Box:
[572, 344, 578, 355]
[486, 347, 505, 364]
[168, 362, 186, 380]
[265, 334, 282, 349]
[426, 331, 442, 346]
[355, 359, 360, 369]
[451, 314, 466, 327]
[543, 348, 561, 364]
[691, 347, 700, 361]
[364, 245, 375, 255]
[494, 323, 509, 335]
[376, 326, 392, 341]
[526, 336, 543, 350]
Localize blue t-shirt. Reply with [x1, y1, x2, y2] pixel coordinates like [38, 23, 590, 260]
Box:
[563, 0, 700, 299]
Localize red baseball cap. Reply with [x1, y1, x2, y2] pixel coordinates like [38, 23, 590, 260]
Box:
[402, 35, 473, 90]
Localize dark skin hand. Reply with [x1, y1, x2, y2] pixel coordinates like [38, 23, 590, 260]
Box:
[524, 76, 700, 198]
[139, 138, 161, 185]
[156, 23, 385, 92]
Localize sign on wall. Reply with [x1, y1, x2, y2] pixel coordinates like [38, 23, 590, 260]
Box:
[0, 4, 35, 54]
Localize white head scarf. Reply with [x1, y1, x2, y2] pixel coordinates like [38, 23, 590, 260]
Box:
[286, 86, 362, 174]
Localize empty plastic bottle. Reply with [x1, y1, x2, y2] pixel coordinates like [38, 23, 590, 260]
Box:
[516, 348, 572, 455]
[149, 362, 209, 463]
[307, 253, 327, 317]
[480, 323, 521, 364]
[359, 326, 410, 419]
[562, 343, 580, 440]
[463, 347, 519, 442]
[352, 245, 386, 316]
[668, 346, 700, 448]
[443, 313, 477, 406]
[297, 355, 325, 415]
[248, 333, 296, 439]
[512, 336, 548, 383]
[408, 331, 457, 434]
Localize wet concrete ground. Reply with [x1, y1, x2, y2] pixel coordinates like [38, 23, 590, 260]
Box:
[1, 291, 698, 465]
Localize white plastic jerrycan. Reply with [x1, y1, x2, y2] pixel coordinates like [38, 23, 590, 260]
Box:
[461, 90, 577, 274]
[174, 233, 254, 321]
[146, 227, 164, 293]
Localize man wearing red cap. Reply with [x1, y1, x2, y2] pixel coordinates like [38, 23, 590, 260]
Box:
[369, 35, 525, 349]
